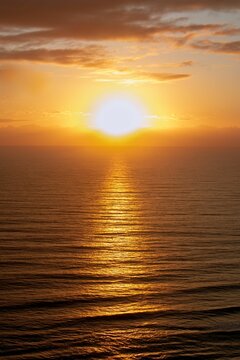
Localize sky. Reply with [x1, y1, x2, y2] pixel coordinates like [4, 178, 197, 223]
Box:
[0, 0, 240, 146]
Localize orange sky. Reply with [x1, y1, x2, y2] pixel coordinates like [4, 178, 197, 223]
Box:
[0, 0, 240, 145]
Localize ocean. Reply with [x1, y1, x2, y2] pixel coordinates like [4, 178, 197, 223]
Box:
[0, 147, 240, 359]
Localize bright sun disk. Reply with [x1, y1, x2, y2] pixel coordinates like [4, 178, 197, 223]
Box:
[92, 95, 146, 136]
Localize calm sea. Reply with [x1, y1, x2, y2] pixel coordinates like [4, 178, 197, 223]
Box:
[0, 147, 240, 360]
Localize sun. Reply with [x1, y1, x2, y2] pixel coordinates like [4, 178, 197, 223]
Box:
[92, 95, 146, 136]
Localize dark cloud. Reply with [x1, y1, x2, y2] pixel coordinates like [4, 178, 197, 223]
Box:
[214, 27, 240, 36]
[0, 0, 239, 67]
[0, 1, 239, 42]
[0, 46, 113, 68]
[139, 72, 191, 82]
[0, 0, 239, 29]
[0, 19, 236, 43]
[181, 61, 194, 67]
[192, 40, 240, 54]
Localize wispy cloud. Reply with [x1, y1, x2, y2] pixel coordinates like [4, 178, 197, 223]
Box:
[138, 71, 191, 82]
[95, 69, 191, 85]
[0, 46, 113, 68]
[192, 40, 240, 54]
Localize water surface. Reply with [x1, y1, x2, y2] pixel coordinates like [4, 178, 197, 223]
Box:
[0, 147, 240, 359]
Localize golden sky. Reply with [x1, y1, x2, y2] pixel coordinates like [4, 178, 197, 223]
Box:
[0, 0, 240, 145]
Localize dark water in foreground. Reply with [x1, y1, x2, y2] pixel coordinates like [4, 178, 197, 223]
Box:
[0, 147, 240, 360]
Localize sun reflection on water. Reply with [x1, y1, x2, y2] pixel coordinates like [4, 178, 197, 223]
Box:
[98, 159, 141, 235]
[86, 158, 162, 317]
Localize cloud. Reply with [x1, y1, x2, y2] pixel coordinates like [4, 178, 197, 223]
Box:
[139, 72, 191, 82]
[0, 20, 237, 44]
[0, 46, 113, 68]
[0, 0, 239, 69]
[149, 60, 194, 69]
[0, 1, 239, 43]
[192, 40, 240, 54]
[95, 70, 191, 85]
[214, 27, 240, 36]
[180, 60, 194, 67]
[0, 1, 239, 30]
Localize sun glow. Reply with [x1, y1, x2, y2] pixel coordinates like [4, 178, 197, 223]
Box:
[92, 95, 146, 136]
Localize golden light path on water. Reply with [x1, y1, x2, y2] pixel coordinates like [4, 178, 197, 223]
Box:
[81, 157, 169, 321]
